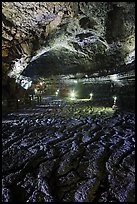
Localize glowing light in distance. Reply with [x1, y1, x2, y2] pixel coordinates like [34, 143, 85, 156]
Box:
[89, 93, 93, 99]
[18, 99, 20, 102]
[113, 96, 117, 104]
[69, 90, 77, 100]
[113, 96, 117, 101]
[55, 89, 59, 96]
[40, 82, 43, 86]
[110, 74, 118, 82]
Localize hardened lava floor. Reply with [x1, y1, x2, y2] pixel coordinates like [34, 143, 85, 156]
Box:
[2, 100, 135, 202]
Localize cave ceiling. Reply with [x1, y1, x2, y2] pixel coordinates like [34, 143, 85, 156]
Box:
[2, 2, 135, 84]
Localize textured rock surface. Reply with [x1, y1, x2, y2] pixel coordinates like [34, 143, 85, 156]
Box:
[2, 100, 135, 202]
[2, 2, 135, 80]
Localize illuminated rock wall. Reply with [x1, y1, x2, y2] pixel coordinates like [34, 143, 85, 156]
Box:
[2, 2, 135, 100]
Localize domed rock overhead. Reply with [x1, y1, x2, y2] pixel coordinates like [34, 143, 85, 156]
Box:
[2, 2, 135, 96]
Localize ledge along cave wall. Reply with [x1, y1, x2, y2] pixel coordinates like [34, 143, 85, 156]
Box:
[2, 2, 135, 203]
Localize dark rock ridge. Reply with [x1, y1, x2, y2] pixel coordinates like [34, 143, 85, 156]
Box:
[2, 100, 135, 202]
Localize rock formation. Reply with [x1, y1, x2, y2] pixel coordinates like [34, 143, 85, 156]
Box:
[2, 2, 135, 97]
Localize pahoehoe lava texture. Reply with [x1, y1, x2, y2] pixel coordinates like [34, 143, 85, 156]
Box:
[2, 101, 135, 202]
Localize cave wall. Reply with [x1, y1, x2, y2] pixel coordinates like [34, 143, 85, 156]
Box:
[2, 2, 135, 100]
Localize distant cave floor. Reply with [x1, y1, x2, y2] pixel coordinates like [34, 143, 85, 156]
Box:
[2, 99, 135, 202]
